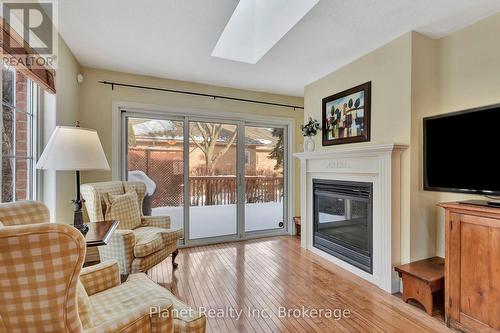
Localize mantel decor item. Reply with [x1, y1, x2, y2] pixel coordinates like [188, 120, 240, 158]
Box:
[301, 117, 321, 152]
[36, 123, 110, 234]
[322, 81, 371, 146]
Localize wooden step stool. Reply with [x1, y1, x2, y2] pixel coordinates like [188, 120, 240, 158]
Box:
[394, 256, 445, 316]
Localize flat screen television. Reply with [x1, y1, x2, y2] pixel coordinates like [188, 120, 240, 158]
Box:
[424, 104, 500, 196]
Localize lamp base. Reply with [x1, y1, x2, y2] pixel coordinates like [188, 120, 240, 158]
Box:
[73, 193, 87, 235]
[73, 222, 89, 235]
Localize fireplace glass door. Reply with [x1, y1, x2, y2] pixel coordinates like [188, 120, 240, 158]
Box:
[313, 179, 373, 273]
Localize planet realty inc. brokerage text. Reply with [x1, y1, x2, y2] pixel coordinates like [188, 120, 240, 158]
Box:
[151, 306, 351, 320]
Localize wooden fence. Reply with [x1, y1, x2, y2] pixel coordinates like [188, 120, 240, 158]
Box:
[128, 147, 283, 207]
[189, 175, 283, 206]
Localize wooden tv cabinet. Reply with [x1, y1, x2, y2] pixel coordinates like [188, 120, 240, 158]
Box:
[439, 202, 500, 333]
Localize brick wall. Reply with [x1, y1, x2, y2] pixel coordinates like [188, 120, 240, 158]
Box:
[15, 71, 28, 200]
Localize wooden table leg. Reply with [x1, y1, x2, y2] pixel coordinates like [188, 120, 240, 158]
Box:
[172, 249, 179, 269]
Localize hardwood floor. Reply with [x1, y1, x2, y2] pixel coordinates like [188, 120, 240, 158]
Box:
[148, 236, 451, 333]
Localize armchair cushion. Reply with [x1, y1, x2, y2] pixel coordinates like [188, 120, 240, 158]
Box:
[87, 299, 173, 333]
[104, 191, 142, 230]
[133, 227, 182, 258]
[81, 181, 147, 222]
[99, 273, 206, 333]
[133, 226, 166, 257]
[89, 275, 174, 330]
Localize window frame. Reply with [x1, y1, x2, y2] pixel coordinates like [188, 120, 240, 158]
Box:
[1, 66, 39, 202]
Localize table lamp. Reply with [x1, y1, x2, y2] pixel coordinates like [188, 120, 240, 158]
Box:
[36, 125, 110, 233]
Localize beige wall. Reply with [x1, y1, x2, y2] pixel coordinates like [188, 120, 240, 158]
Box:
[409, 33, 439, 260]
[304, 33, 413, 262]
[78, 68, 304, 216]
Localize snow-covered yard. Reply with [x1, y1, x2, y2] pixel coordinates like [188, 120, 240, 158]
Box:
[152, 202, 284, 239]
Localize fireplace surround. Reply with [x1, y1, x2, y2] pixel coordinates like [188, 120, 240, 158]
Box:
[295, 144, 407, 293]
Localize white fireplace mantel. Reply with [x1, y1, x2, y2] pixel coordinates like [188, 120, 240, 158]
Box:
[294, 143, 408, 293]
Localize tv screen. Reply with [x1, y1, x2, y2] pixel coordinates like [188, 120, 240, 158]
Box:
[424, 105, 500, 195]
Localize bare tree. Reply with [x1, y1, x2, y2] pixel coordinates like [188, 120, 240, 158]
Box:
[189, 122, 237, 205]
[189, 122, 237, 175]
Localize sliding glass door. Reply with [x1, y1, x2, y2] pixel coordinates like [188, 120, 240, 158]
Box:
[188, 121, 238, 240]
[123, 112, 288, 245]
[244, 126, 285, 233]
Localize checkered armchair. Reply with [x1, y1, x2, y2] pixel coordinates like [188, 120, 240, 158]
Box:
[80, 181, 182, 275]
[0, 223, 206, 333]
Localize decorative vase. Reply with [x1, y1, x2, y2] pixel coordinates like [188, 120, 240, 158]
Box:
[304, 136, 315, 152]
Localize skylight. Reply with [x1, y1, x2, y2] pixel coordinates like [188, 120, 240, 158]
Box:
[211, 0, 319, 64]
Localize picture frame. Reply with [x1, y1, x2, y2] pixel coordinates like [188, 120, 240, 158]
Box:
[322, 81, 371, 146]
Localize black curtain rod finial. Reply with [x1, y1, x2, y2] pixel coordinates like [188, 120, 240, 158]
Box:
[97, 80, 303, 110]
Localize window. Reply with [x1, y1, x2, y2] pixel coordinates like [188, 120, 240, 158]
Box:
[1, 65, 38, 202]
[245, 149, 251, 166]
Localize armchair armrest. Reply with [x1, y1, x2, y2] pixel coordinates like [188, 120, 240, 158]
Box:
[85, 298, 173, 333]
[141, 215, 171, 229]
[97, 229, 135, 275]
[162, 228, 183, 244]
[80, 260, 121, 296]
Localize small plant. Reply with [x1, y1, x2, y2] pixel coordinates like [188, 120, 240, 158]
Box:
[301, 117, 321, 137]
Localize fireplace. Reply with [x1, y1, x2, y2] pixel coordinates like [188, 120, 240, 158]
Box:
[313, 179, 373, 273]
[295, 144, 407, 292]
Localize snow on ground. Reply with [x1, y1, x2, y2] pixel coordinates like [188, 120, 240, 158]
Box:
[152, 202, 284, 239]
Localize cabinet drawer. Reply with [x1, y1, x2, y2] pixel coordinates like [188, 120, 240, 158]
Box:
[461, 214, 500, 228]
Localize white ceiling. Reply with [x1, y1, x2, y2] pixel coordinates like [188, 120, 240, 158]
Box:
[58, 0, 500, 97]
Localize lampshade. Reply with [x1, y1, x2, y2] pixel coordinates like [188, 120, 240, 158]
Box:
[36, 126, 110, 171]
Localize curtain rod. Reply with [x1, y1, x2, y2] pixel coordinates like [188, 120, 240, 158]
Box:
[98, 80, 304, 110]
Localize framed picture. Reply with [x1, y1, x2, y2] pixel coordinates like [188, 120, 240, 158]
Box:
[322, 82, 371, 146]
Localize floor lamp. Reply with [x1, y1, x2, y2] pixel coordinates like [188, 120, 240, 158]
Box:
[36, 125, 110, 233]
